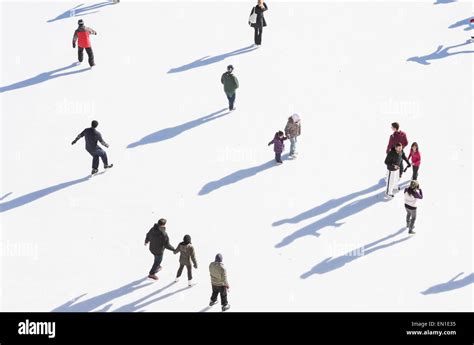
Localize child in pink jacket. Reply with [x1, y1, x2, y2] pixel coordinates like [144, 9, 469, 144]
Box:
[407, 142, 421, 180]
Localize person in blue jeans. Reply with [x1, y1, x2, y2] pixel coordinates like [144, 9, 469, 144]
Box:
[71, 120, 113, 175]
[144, 218, 175, 280]
[284, 113, 301, 158]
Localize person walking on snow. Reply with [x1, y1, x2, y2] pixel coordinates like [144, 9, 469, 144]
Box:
[404, 180, 423, 234]
[386, 122, 409, 178]
[384, 143, 403, 198]
[249, 0, 268, 46]
[71, 120, 113, 175]
[174, 234, 198, 287]
[144, 218, 176, 280]
[209, 254, 230, 312]
[72, 19, 97, 67]
[406, 142, 421, 180]
[284, 114, 301, 158]
[221, 65, 239, 111]
[268, 131, 288, 164]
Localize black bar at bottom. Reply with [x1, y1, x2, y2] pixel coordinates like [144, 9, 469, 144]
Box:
[0, 312, 472, 345]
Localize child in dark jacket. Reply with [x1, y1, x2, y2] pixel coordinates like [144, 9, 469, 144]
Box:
[268, 131, 287, 164]
[174, 235, 198, 286]
[407, 142, 421, 180]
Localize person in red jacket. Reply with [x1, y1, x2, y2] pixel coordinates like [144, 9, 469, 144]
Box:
[72, 19, 97, 67]
[407, 142, 421, 180]
[386, 122, 409, 177]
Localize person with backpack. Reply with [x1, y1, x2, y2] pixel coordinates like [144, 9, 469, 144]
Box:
[284, 113, 301, 159]
[406, 142, 421, 180]
[71, 120, 113, 175]
[249, 0, 268, 46]
[144, 218, 176, 280]
[72, 19, 97, 67]
[221, 65, 239, 111]
[384, 143, 403, 198]
[209, 254, 230, 312]
[386, 122, 409, 178]
[268, 131, 288, 164]
[404, 180, 423, 234]
[173, 234, 198, 287]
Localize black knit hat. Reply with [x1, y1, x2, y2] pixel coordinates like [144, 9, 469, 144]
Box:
[78, 19, 84, 26]
[215, 253, 223, 262]
[227, 65, 234, 71]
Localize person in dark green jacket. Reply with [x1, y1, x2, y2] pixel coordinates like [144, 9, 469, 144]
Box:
[221, 65, 239, 111]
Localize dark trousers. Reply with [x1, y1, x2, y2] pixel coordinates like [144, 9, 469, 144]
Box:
[275, 152, 282, 163]
[412, 165, 419, 180]
[176, 264, 192, 280]
[149, 254, 163, 275]
[88, 148, 108, 169]
[226, 92, 236, 110]
[405, 206, 417, 230]
[254, 26, 263, 45]
[210, 285, 228, 306]
[78, 47, 95, 67]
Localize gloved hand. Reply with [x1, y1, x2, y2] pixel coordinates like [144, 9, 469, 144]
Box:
[104, 143, 109, 148]
[73, 42, 76, 48]
[194, 264, 198, 269]
[71, 140, 76, 145]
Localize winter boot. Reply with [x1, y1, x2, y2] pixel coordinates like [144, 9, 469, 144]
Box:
[105, 164, 113, 169]
[222, 304, 231, 312]
[409, 227, 416, 235]
[209, 300, 218, 307]
[174, 278, 180, 283]
[188, 280, 194, 287]
[148, 274, 158, 280]
[91, 168, 99, 175]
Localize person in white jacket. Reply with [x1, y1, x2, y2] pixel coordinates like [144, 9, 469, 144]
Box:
[404, 180, 423, 234]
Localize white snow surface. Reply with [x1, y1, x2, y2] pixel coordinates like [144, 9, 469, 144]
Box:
[0, 0, 473, 312]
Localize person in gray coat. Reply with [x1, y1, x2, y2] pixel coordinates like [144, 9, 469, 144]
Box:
[284, 113, 301, 158]
[174, 234, 198, 286]
[209, 253, 230, 311]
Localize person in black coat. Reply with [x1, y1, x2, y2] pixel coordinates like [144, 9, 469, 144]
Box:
[144, 218, 176, 280]
[71, 120, 113, 175]
[250, 0, 268, 46]
[384, 143, 404, 198]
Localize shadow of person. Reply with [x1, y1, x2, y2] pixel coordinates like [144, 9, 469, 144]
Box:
[127, 108, 229, 148]
[433, 0, 457, 4]
[198, 306, 212, 312]
[0, 192, 13, 201]
[0, 175, 91, 213]
[47, 2, 114, 23]
[407, 40, 474, 65]
[421, 272, 474, 295]
[0, 63, 90, 94]
[168, 45, 257, 73]
[448, 17, 474, 31]
[52, 277, 152, 312]
[301, 227, 410, 279]
[199, 156, 289, 196]
[114, 282, 191, 312]
[273, 178, 386, 227]
[275, 181, 410, 248]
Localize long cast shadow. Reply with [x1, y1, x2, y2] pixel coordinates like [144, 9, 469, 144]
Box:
[52, 278, 151, 312]
[449, 17, 474, 31]
[421, 273, 474, 295]
[199, 156, 289, 196]
[0, 192, 13, 201]
[0, 63, 89, 94]
[127, 108, 228, 148]
[0, 176, 91, 213]
[114, 282, 191, 312]
[47, 2, 113, 23]
[301, 227, 410, 279]
[273, 178, 386, 227]
[407, 40, 474, 65]
[275, 181, 410, 248]
[434, 0, 457, 4]
[168, 45, 257, 73]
